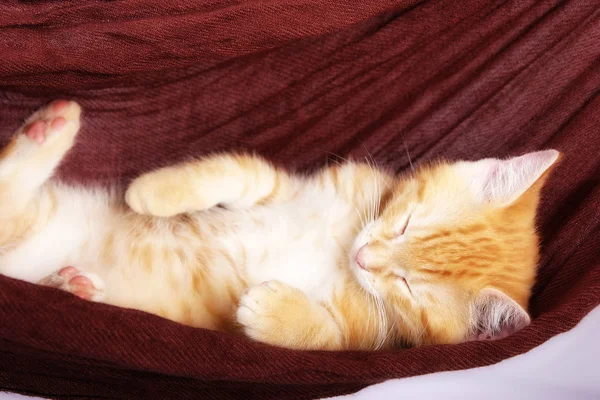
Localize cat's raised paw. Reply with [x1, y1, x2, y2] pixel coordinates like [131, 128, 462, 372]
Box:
[22, 100, 81, 145]
[125, 170, 192, 217]
[39, 266, 105, 301]
[0, 100, 82, 193]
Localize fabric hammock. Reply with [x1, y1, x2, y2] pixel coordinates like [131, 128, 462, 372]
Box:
[1, 0, 599, 399]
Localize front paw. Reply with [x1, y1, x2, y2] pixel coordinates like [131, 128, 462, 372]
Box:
[236, 281, 307, 346]
[125, 169, 190, 217]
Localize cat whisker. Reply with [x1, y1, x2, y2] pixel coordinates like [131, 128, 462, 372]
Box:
[323, 150, 351, 165]
[412, 320, 427, 346]
[355, 208, 365, 229]
[401, 132, 414, 171]
[364, 156, 381, 224]
[384, 320, 397, 345]
[360, 287, 375, 349]
[359, 203, 369, 230]
[364, 286, 378, 349]
[374, 295, 388, 350]
[362, 277, 388, 350]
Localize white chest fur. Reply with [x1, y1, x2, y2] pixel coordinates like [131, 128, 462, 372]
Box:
[214, 183, 358, 301]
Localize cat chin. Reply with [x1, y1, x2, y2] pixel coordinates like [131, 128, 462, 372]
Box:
[355, 275, 374, 294]
[351, 263, 380, 297]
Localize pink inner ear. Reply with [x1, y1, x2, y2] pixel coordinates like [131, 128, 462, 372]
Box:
[478, 149, 560, 205]
[467, 288, 531, 342]
[474, 317, 526, 341]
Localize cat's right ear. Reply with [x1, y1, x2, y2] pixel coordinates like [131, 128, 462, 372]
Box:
[460, 149, 561, 206]
[466, 288, 531, 342]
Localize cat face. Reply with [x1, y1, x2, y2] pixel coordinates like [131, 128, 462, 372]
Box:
[350, 150, 560, 346]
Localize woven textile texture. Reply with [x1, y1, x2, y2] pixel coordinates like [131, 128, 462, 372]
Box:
[0, 0, 599, 399]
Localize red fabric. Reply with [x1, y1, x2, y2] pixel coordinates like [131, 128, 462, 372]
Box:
[1, 0, 599, 399]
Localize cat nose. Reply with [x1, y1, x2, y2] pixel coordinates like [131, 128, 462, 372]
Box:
[356, 244, 368, 270]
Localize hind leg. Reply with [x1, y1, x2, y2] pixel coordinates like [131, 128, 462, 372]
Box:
[39, 266, 105, 301]
[0, 100, 81, 207]
[0, 100, 81, 248]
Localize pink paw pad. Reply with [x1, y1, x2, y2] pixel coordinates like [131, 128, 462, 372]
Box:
[25, 120, 47, 143]
[69, 275, 92, 286]
[52, 100, 69, 113]
[24, 100, 71, 144]
[50, 116, 66, 131]
[54, 266, 99, 300]
[69, 274, 96, 300]
[58, 266, 78, 277]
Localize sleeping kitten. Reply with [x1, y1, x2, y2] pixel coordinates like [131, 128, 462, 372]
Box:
[0, 101, 559, 350]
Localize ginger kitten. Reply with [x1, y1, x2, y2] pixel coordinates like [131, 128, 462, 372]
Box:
[0, 101, 559, 350]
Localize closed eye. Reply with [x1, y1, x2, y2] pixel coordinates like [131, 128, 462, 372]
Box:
[395, 213, 412, 237]
[393, 274, 413, 296]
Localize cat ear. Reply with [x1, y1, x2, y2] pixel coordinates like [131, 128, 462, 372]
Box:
[465, 150, 560, 206]
[467, 288, 530, 342]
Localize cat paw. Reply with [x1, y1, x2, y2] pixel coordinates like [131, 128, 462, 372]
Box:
[125, 169, 192, 217]
[39, 266, 105, 301]
[1, 100, 82, 173]
[22, 100, 81, 145]
[236, 281, 309, 346]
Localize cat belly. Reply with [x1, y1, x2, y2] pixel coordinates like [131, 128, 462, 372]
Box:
[0, 185, 114, 283]
[0, 213, 83, 283]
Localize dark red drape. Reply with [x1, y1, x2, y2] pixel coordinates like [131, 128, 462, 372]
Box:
[1, 0, 599, 399]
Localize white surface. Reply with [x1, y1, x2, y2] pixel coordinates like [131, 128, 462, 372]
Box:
[328, 305, 600, 399]
[2, 306, 599, 400]
[0, 395, 32, 400]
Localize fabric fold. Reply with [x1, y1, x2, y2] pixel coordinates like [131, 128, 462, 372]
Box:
[0, 0, 599, 398]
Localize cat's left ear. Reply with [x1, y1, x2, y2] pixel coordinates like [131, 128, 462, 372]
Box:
[467, 288, 530, 342]
[463, 149, 561, 206]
